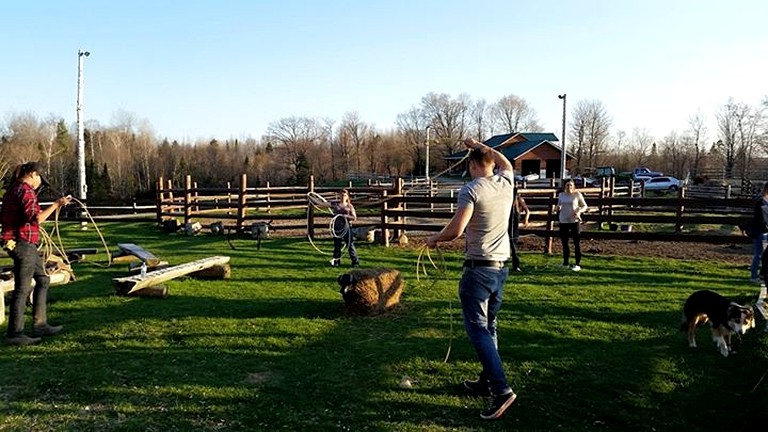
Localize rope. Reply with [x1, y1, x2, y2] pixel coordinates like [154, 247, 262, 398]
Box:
[415, 245, 454, 363]
[305, 192, 349, 256]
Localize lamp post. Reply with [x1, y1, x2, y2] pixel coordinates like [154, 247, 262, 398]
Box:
[425, 125, 432, 181]
[558, 94, 567, 187]
[77, 49, 90, 229]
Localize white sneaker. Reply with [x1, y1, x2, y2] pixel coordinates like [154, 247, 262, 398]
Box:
[329, 258, 340, 267]
[571, 265, 581, 272]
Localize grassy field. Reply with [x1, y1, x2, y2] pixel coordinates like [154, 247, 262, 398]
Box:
[1, 222, 766, 431]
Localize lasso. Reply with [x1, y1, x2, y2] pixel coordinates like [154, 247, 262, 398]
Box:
[306, 191, 348, 255]
[39, 195, 113, 275]
[415, 244, 455, 363]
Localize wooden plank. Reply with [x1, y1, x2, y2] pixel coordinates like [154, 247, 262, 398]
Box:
[116, 243, 161, 266]
[112, 256, 230, 295]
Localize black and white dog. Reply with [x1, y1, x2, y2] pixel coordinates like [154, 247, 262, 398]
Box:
[681, 290, 756, 357]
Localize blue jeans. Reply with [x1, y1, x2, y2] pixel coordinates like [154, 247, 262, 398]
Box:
[333, 229, 358, 265]
[6, 240, 50, 337]
[459, 265, 511, 396]
[752, 233, 768, 279]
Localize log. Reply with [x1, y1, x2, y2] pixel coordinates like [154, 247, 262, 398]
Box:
[1, 270, 73, 325]
[190, 264, 231, 280]
[128, 285, 169, 298]
[112, 256, 230, 295]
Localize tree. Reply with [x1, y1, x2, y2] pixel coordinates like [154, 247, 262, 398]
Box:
[339, 112, 370, 174]
[490, 94, 542, 134]
[568, 100, 611, 174]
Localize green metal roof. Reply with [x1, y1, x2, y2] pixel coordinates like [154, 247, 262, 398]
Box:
[446, 132, 564, 160]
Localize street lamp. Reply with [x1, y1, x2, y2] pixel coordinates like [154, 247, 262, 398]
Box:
[558, 94, 567, 187]
[425, 125, 432, 181]
[77, 49, 90, 229]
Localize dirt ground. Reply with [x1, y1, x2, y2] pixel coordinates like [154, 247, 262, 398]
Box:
[402, 234, 752, 265]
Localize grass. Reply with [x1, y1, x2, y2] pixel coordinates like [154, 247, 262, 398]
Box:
[1, 222, 767, 431]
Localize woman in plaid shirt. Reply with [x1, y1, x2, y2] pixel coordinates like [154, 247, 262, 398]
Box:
[1, 162, 71, 345]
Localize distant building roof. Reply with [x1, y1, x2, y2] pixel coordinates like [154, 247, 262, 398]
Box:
[446, 132, 570, 160]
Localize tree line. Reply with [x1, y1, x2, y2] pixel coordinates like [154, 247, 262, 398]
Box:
[2, 93, 766, 204]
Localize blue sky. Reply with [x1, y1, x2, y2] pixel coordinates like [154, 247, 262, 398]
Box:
[1, 0, 766, 142]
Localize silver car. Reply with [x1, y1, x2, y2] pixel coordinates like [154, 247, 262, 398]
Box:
[643, 176, 681, 192]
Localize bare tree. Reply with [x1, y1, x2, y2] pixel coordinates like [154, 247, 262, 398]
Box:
[469, 99, 490, 141]
[490, 94, 542, 134]
[265, 116, 323, 184]
[339, 112, 370, 175]
[421, 92, 470, 170]
[686, 112, 708, 176]
[568, 100, 612, 173]
[395, 106, 429, 176]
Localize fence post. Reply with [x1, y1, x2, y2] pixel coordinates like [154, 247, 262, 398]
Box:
[193, 181, 199, 213]
[266, 181, 272, 213]
[545, 192, 556, 254]
[675, 187, 685, 233]
[226, 181, 232, 215]
[381, 188, 389, 247]
[184, 175, 192, 227]
[392, 178, 403, 242]
[156, 176, 164, 224]
[237, 174, 247, 234]
[307, 176, 315, 240]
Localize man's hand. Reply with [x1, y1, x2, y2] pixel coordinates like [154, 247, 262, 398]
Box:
[463, 138, 483, 150]
[426, 235, 439, 249]
[56, 195, 73, 207]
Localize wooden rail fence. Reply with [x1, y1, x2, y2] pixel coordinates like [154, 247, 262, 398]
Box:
[154, 175, 754, 252]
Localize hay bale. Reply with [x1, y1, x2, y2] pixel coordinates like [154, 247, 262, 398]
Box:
[337, 268, 404, 315]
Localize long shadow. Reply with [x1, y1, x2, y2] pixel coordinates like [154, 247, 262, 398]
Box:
[2, 226, 766, 431]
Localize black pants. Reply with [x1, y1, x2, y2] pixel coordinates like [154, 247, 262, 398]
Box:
[510, 215, 521, 269]
[6, 240, 50, 337]
[559, 223, 582, 266]
[333, 229, 359, 265]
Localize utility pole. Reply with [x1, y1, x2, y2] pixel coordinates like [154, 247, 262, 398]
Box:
[558, 94, 567, 188]
[425, 125, 432, 180]
[77, 49, 90, 229]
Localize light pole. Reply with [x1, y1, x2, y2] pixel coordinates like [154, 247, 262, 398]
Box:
[558, 94, 567, 187]
[77, 49, 90, 229]
[425, 125, 432, 181]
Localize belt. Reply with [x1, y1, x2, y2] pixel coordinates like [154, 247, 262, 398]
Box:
[463, 259, 506, 268]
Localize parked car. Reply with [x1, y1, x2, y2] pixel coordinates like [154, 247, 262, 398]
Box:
[643, 176, 681, 192]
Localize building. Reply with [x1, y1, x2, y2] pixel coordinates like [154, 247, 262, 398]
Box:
[447, 132, 573, 179]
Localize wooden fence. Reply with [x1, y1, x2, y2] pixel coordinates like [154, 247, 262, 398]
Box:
[154, 175, 754, 252]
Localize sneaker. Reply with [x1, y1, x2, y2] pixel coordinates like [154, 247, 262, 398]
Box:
[750, 277, 762, 284]
[571, 265, 581, 272]
[463, 379, 491, 397]
[480, 391, 517, 420]
[4, 334, 42, 346]
[512, 267, 522, 273]
[31, 324, 63, 337]
[329, 258, 340, 267]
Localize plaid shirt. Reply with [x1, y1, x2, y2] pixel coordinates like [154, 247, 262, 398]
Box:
[1, 182, 41, 245]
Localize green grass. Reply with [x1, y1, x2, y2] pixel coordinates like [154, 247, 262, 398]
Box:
[1, 222, 767, 431]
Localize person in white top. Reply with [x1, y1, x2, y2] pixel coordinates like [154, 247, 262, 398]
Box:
[556, 180, 588, 271]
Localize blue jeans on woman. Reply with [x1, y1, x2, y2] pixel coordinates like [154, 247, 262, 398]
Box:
[752, 233, 768, 280]
[459, 265, 511, 396]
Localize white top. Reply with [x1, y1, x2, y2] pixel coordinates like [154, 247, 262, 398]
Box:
[557, 191, 588, 224]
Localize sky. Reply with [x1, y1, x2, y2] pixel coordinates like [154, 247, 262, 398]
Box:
[2, 0, 767, 143]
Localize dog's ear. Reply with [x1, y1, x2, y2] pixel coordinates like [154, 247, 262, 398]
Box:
[337, 273, 355, 287]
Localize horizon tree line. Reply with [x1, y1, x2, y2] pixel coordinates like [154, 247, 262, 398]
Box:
[1, 93, 766, 204]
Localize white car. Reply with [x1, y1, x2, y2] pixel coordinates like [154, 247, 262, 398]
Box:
[643, 176, 681, 192]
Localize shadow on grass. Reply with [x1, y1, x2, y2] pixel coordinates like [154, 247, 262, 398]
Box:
[1, 224, 766, 431]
